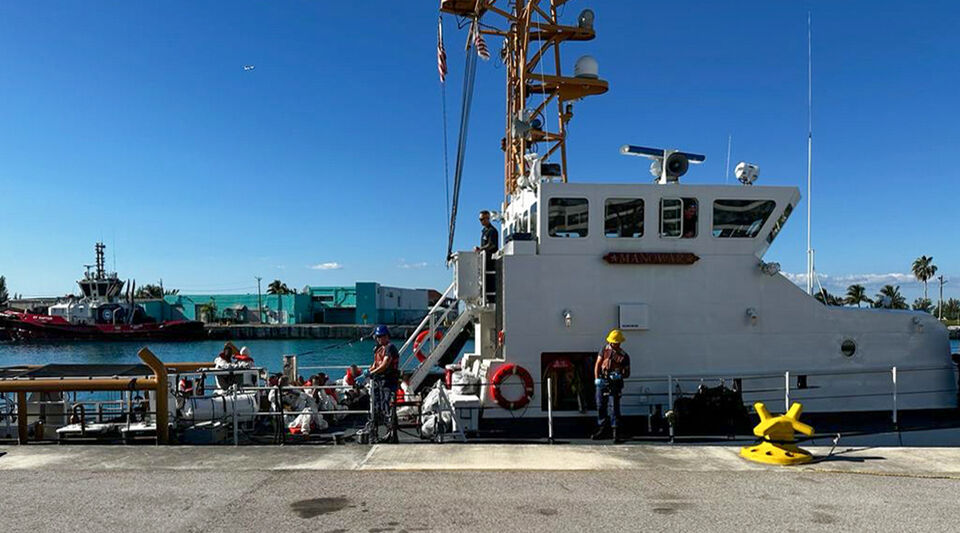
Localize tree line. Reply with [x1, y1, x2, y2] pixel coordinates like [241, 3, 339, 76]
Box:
[814, 255, 958, 320]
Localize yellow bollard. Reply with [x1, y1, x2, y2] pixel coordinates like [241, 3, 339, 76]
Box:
[740, 402, 814, 465]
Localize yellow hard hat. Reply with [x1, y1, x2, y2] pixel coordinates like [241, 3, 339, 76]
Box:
[606, 329, 625, 344]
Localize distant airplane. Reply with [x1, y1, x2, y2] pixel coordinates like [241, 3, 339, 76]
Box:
[243, 65, 255, 71]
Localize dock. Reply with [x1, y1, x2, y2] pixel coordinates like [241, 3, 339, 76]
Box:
[204, 324, 417, 340]
[2, 444, 958, 532]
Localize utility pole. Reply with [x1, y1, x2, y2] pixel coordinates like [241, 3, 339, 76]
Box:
[255, 276, 263, 324]
[937, 275, 948, 320]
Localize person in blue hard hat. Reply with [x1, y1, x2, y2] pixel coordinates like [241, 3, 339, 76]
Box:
[367, 325, 400, 443]
[593, 329, 631, 443]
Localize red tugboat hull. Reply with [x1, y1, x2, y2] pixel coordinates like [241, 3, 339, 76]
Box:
[0, 312, 205, 342]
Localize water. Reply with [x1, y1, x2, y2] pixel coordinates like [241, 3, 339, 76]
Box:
[0, 339, 380, 377]
[2, 339, 957, 374]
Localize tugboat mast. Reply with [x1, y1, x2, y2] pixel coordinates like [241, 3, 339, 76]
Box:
[439, 0, 608, 202]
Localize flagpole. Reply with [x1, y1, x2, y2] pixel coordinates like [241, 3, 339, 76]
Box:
[805, 12, 815, 295]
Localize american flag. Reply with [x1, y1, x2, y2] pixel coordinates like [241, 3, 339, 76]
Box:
[437, 17, 447, 83]
[473, 21, 490, 61]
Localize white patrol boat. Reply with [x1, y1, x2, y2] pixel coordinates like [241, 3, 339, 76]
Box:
[394, 1, 958, 441]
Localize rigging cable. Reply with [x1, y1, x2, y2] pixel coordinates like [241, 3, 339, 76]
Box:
[439, 17, 452, 233]
[446, 24, 480, 262]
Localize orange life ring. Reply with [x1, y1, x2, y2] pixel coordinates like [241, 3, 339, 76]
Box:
[489, 364, 535, 410]
[413, 329, 443, 363]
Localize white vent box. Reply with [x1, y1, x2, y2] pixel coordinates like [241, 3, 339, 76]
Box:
[455, 251, 481, 301]
[619, 303, 649, 330]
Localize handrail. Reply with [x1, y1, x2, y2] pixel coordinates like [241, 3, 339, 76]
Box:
[398, 281, 456, 359]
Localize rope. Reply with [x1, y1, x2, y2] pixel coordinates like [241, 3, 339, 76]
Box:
[439, 16, 451, 230]
[446, 29, 479, 261]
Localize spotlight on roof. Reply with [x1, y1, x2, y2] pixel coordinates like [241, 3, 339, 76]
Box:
[620, 145, 705, 184]
[735, 162, 760, 185]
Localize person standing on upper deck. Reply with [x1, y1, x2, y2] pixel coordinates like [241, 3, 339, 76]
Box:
[593, 329, 631, 443]
[475, 210, 499, 302]
[475, 210, 499, 258]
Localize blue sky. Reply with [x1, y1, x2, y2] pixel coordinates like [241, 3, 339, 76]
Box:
[0, 1, 957, 302]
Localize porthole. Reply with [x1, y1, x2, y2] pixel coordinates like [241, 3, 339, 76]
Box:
[840, 339, 857, 358]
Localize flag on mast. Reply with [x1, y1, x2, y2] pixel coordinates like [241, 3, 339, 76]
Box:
[437, 17, 448, 83]
[472, 20, 490, 60]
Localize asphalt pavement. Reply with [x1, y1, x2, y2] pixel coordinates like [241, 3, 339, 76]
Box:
[1, 444, 959, 532]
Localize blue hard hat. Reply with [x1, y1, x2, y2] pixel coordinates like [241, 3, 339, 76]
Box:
[373, 325, 390, 337]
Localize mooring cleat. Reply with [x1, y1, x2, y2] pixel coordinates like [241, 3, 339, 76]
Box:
[740, 402, 814, 466]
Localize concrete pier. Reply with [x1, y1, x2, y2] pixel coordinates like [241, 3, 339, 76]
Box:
[2, 444, 959, 532]
[205, 324, 417, 340]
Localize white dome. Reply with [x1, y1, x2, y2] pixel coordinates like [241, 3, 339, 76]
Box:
[574, 55, 599, 79]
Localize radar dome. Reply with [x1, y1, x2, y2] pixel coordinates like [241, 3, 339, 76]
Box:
[574, 55, 599, 79]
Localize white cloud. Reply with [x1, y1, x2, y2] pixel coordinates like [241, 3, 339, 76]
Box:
[783, 272, 917, 290]
[309, 262, 343, 271]
[397, 259, 429, 270]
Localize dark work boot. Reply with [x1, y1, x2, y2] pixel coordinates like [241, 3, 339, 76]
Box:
[591, 423, 608, 440]
[612, 427, 623, 443]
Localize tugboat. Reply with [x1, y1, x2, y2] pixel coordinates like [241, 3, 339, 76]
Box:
[0, 243, 204, 341]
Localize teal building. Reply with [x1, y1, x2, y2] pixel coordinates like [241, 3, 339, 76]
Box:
[142, 283, 440, 326]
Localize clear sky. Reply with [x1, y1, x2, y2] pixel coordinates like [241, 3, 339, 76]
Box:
[0, 1, 957, 302]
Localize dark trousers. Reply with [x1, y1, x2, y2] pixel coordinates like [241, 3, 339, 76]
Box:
[596, 389, 622, 428]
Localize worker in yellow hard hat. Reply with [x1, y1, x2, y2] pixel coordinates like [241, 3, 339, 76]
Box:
[592, 329, 631, 442]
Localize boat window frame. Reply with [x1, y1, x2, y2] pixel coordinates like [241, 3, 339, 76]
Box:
[659, 197, 698, 239]
[711, 199, 778, 239]
[603, 197, 645, 239]
[659, 197, 683, 239]
[546, 197, 590, 239]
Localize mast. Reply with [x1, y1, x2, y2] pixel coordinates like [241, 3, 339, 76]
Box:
[805, 12, 815, 295]
[439, 1, 608, 202]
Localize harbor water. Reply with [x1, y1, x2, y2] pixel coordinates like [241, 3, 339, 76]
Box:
[0, 339, 381, 376]
[2, 339, 956, 373]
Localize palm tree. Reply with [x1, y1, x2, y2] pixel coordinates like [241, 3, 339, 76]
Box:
[874, 285, 908, 310]
[911, 256, 938, 300]
[267, 279, 292, 295]
[844, 284, 871, 308]
[912, 298, 933, 313]
[815, 289, 843, 306]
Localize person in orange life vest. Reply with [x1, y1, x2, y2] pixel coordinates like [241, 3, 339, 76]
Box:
[214, 342, 238, 369]
[369, 326, 400, 393]
[593, 329, 631, 443]
[178, 377, 194, 397]
[344, 364, 362, 387]
[234, 346, 254, 368]
[369, 325, 400, 443]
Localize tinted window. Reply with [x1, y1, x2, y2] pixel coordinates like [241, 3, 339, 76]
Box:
[548, 198, 589, 238]
[605, 198, 644, 238]
[766, 203, 793, 244]
[530, 204, 538, 236]
[713, 200, 777, 238]
[660, 197, 698, 238]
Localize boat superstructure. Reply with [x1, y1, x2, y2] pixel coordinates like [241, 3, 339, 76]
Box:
[394, 0, 958, 435]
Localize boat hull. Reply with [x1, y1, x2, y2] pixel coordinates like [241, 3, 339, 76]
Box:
[0, 313, 205, 342]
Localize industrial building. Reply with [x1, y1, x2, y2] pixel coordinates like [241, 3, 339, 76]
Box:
[148, 283, 440, 325]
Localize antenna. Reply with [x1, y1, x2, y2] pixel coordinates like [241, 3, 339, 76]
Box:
[724, 134, 732, 184]
[805, 12, 815, 296]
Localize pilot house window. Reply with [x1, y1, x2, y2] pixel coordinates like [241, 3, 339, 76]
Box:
[712, 200, 776, 238]
[548, 198, 589, 238]
[660, 198, 698, 238]
[605, 198, 644, 238]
